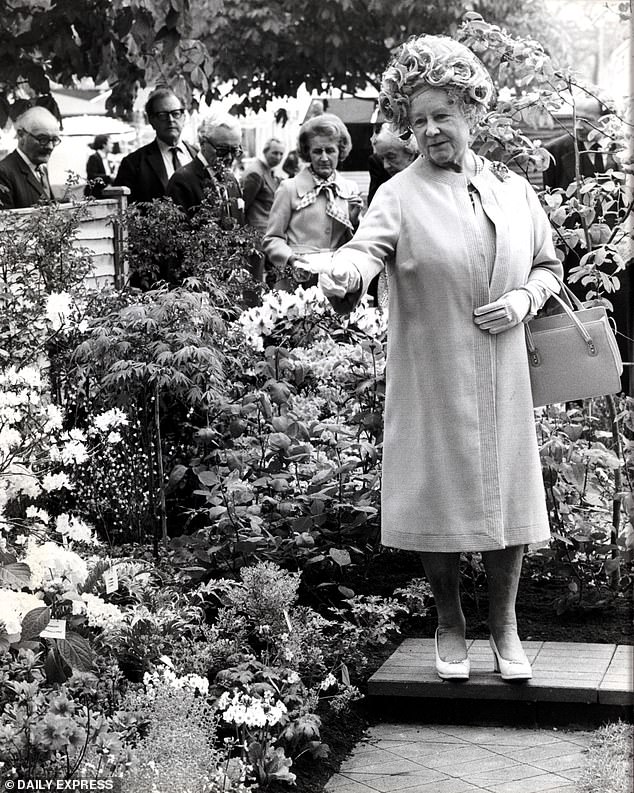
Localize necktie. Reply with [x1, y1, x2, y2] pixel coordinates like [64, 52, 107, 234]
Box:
[36, 165, 52, 199]
[170, 147, 182, 172]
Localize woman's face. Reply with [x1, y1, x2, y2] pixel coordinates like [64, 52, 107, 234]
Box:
[408, 87, 471, 171]
[308, 135, 339, 178]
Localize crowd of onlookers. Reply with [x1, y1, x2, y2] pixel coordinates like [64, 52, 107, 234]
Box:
[0, 88, 629, 367]
[0, 88, 425, 295]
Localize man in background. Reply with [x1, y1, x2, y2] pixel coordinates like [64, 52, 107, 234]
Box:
[166, 112, 245, 225]
[113, 87, 197, 203]
[241, 138, 284, 232]
[367, 122, 419, 205]
[0, 107, 61, 209]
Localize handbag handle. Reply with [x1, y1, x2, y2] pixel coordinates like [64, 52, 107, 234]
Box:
[541, 271, 586, 311]
[525, 290, 599, 366]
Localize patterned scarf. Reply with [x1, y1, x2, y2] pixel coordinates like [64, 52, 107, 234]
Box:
[295, 170, 354, 230]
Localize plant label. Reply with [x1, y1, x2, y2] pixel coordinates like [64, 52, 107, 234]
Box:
[40, 619, 67, 640]
[103, 568, 119, 594]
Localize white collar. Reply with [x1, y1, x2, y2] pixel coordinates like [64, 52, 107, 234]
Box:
[157, 137, 184, 155]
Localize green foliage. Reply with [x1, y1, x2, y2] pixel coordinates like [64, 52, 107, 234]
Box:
[0, 203, 93, 371]
[123, 195, 262, 302]
[527, 397, 633, 612]
[1, 0, 545, 119]
[0, 649, 130, 782]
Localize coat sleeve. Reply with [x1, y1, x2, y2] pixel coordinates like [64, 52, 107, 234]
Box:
[327, 182, 401, 313]
[113, 154, 137, 194]
[0, 169, 17, 209]
[525, 180, 564, 298]
[241, 169, 263, 211]
[262, 182, 295, 267]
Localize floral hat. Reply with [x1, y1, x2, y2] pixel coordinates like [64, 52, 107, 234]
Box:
[379, 35, 495, 132]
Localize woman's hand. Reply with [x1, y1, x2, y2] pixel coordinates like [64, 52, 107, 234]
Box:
[347, 194, 364, 228]
[473, 289, 532, 334]
[319, 261, 361, 298]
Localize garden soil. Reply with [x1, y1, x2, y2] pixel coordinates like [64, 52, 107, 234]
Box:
[266, 550, 633, 793]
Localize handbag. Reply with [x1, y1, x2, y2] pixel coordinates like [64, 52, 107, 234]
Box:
[525, 277, 623, 407]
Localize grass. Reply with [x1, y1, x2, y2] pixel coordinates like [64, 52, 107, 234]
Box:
[577, 720, 633, 793]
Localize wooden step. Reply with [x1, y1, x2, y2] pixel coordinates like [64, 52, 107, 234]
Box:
[368, 639, 634, 706]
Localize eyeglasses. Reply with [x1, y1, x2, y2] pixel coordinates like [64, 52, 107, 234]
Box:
[151, 108, 186, 121]
[203, 140, 243, 159]
[20, 130, 62, 147]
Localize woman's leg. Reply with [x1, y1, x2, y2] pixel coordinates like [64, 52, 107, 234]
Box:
[420, 551, 467, 661]
[481, 544, 527, 661]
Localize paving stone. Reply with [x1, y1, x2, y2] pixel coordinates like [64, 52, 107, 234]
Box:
[487, 772, 577, 793]
[412, 743, 504, 769]
[340, 747, 402, 771]
[532, 751, 591, 773]
[467, 763, 553, 784]
[343, 767, 449, 792]
[497, 741, 587, 762]
[326, 719, 596, 793]
[431, 725, 559, 747]
[324, 774, 376, 792]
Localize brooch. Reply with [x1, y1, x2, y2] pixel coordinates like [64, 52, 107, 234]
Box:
[490, 161, 510, 182]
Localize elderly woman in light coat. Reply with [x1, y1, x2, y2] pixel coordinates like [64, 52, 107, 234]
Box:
[263, 113, 362, 288]
[318, 35, 563, 682]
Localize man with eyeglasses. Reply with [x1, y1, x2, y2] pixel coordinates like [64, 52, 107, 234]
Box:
[113, 87, 197, 203]
[0, 107, 61, 210]
[166, 112, 245, 225]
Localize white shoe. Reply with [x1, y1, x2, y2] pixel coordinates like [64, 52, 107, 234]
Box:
[489, 635, 532, 681]
[434, 629, 470, 680]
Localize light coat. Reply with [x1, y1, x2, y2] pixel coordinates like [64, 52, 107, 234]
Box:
[263, 167, 360, 267]
[333, 154, 563, 552]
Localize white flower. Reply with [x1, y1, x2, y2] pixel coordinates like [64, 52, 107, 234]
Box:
[3, 463, 41, 500]
[217, 689, 287, 728]
[55, 514, 97, 545]
[44, 404, 64, 431]
[80, 593, 124, 630]
[320, 673, 338, 690]
[26, 506, 49, 525]
[22, 540, 88, 591]
[92, 408, 129, 433]
[106, 431, 122, 445]
[45, 292, 73, 330]
[42, 472, 73, 492]
[60, 438, 88, 465]
[0, 427, 22, 453]
[0, 589, 42, 636]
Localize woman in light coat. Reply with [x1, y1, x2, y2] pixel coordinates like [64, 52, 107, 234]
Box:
[318, 35, 563, 682]
[263, 113, 362, 289]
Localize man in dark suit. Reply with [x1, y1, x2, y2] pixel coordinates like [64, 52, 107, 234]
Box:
[240, 138, 284, 232]
[0, 107, 61, 209]
[543, 122, 611, 191]
[166, 112, 245, 226]
[113, 87, 197, 203]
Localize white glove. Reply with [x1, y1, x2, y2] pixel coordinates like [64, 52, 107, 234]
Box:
[319, 260, 361, 299]
[473, 289, 532, 334]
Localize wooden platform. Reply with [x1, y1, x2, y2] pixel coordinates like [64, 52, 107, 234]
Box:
[368, 639, 634, 707]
